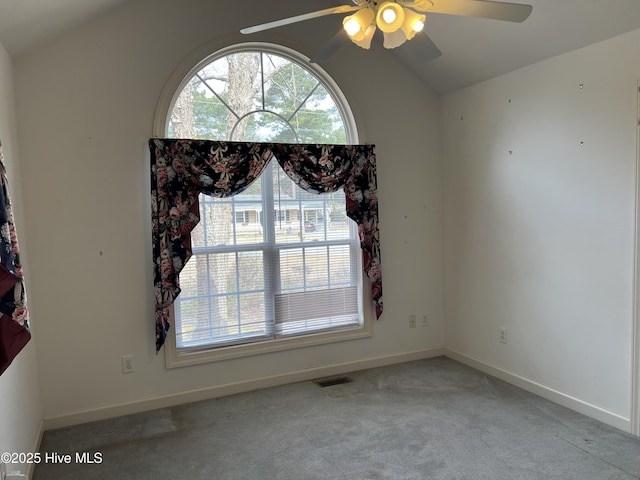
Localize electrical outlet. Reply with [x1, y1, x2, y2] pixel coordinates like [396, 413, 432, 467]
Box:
[409, 315, 417, 328]
[121, 354, 135, 374]
[499, 327, 508, 344]
[421, 315, 429, 327]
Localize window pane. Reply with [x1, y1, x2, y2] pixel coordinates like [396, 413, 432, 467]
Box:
[238, 251, 264, 291]
[193, 195, 265, 247]
[175, 297, 210, 347]
[305, 246, 329, 289]
[178, 254, 199, 298]
[175, 251, 268, 348]
[326, 191, 351, 239]
[232, 198, 265, 245]
[193, 196, 233, 248]
[239, 293, 268, 336]
[279, 248, 303, 291]
[293, 85, 347, 144]
[196, 58, 229, 99]
[233, 111, 297, 143]
[329, 244, 357, 286]
[280, 246, 349, 293]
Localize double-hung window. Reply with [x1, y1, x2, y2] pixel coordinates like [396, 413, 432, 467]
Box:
[164, 44, 367, 359]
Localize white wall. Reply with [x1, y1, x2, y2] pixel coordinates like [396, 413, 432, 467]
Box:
[13, 0, 444, 423]
[443, 28, 640, 428]
[0, 41, 43, 473]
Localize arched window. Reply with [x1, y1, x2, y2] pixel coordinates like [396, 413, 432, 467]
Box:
[168, 44, 356, 143]
[162, 44, 369, 359]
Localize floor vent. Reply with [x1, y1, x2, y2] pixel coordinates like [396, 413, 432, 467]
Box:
[313, 376, 353, 387]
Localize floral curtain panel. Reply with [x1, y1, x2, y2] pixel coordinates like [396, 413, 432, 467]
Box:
[150, 138, 382, 352]
[0, 143, 30, 375]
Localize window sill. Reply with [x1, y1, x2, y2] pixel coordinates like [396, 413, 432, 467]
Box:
[164, 317, 373, 369]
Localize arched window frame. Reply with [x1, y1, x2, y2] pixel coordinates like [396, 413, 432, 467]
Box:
[152, 42, 376, 368]
[155, 42, 360, 144]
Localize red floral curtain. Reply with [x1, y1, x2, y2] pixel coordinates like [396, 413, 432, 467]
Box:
[150, 138, 382, 352]
[0, 143, 30, 375]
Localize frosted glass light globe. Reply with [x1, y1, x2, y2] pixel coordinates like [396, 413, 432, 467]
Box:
[382, 8, 397, 23]
[344, 17, 361, 36]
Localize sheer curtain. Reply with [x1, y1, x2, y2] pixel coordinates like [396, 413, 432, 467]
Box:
[150, 138, 382, 352]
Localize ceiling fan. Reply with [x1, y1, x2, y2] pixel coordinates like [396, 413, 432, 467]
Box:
[241, 0, 533, 63]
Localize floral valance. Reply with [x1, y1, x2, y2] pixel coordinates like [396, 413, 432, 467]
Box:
[150, 138, 382, 352]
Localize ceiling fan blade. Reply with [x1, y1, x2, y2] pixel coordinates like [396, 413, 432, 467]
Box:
[309, 29, 349, 64]
[395, 30, 442, 64]
[423, 0, 532, 22]
[392, 30, 441, 87]
[241, 5, 361, 35]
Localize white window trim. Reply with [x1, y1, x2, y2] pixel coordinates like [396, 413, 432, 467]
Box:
[153, 41, 372, 369]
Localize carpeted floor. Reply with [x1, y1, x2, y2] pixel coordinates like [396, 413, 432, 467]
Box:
[33, 356, 640, 479]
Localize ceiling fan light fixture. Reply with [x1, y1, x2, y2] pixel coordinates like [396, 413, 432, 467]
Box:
[343, 7, 375, 40]
[400, 9, 426, 40]
[241, 0, 531, 60]
[343, 17, 362, 37]
[382, 29, 407, 49]
[382, 8, 397, 24]
[353, 24, 376, 49]
[376, 2, 405, 33]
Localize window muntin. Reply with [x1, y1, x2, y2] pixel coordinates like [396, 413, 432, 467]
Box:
[167, 46, 361, 352]
[169, 49, 347, 144]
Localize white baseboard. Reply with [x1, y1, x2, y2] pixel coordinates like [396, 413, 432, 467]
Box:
[444, 348, 632, 433]
[26, 418, 44, 479]
[43, 347, 445, 431]
[41, 347, 630, 435]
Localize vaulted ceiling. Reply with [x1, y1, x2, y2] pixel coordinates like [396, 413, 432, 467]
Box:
[1, 0, 640, 94]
